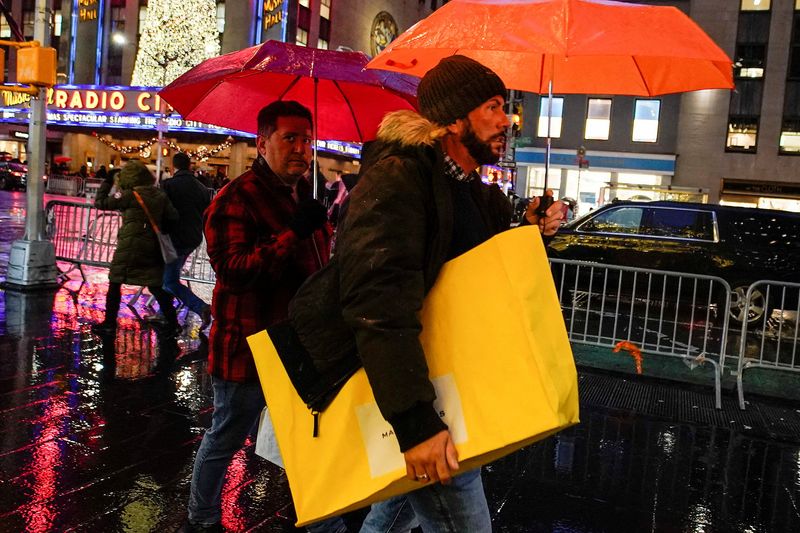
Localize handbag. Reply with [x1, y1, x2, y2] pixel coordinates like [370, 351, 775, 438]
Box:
[247, 225, 579, 526]
[133, 190, 179, 264]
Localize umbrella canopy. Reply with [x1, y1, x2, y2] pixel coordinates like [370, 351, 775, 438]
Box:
[366, 0, 733, 96]
[159, 40, 419, 142]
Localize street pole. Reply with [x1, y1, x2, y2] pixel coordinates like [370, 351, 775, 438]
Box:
[5, 0, 57, 289]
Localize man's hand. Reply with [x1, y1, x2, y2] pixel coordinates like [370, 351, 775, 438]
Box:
[404, 430, 459, 485]
[289, 198, 328, 238]
[525, 189, 564, 237]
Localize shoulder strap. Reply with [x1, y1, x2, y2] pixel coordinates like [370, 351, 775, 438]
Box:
[133, 190, 161, 234]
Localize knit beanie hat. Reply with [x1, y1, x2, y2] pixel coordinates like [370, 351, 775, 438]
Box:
[417, 55, 506, 126]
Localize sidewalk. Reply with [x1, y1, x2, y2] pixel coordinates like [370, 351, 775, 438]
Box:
[1, 190, 799, 532]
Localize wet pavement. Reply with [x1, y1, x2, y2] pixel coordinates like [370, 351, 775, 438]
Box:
[1, 189, 800, 532]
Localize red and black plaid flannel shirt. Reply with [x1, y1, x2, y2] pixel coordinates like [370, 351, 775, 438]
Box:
[204, 157, 331, 382]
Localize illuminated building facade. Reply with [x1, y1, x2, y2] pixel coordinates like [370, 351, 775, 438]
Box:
[0, 0, 436, 178]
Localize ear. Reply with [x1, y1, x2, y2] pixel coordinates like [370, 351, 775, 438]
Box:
[255, 135, 268, 157]
[446, 119, 464, 136]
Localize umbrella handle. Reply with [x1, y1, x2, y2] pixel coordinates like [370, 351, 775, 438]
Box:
[536, 194, 553, 218]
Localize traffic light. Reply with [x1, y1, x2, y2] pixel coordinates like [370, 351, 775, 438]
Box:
[17, 46, 56, 87]
[510, 103, 523, 137]
[0, 40, 56, 95]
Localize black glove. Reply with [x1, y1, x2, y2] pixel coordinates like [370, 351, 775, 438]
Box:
[289, 198, 327, 239]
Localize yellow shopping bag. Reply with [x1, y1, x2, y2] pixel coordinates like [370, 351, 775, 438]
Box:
[248, 225, 579, 526]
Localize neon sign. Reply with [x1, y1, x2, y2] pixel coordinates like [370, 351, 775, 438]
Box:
[264, 0, 284, 31]
[0, 84, 365, 159]
[79, 0, 98, 21]
[39, 87, 173, 114]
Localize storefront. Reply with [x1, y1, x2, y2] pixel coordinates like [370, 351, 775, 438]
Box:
[720, 178, 800, 213]
[515, 147, 683, 215]
[0, 85, 363, 182]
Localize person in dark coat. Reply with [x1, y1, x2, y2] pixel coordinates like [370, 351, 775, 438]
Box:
[287, 56, 565, 531]
[95, 165, 108, 183]
[91, 160, 180, 338]
[161, 152, 212, 328]
[185, 101, 335, 532]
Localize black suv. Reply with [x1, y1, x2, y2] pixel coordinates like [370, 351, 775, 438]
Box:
[0, 161, 28, 190]
[546, 201, 800, 323]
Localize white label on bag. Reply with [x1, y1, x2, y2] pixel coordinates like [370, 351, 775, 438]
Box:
[355, 373, 468, 478]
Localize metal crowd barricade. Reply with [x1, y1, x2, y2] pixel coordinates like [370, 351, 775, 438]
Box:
[46, 174, 85, 196]
[736, 280, 800, 409]
[549, 258, 732, 408]
[46, 199, 121, 279]
[45, 198, 216, 287]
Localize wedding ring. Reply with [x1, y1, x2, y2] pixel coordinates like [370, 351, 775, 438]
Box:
[416, 473, 429, 480]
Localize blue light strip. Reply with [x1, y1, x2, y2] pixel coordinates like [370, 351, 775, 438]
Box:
[94, 0, 105, 84]
[0, 106, 362, 159]
[68, 0, 78, 83]
[253, 0, 263, 44]
[281, 0, 289, 42]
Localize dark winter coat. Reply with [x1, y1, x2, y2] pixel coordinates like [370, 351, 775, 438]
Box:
[162, 169, 211, 254]
[204, 157, 331, 383]
[95, 165, 179, 287]
[288, 111, 513, 451]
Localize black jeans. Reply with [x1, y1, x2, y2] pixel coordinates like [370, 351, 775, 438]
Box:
[104, 282, 177, 326]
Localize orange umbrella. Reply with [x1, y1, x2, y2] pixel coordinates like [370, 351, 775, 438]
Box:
[366, 0, 733, 96]
[366, 0, 733, 210]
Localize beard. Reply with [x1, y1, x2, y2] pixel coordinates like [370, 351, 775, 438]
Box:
[461, 120, 505, 166]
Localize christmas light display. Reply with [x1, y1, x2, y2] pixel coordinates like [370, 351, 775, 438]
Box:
[94, 133, 234, 161]
[132, 0, 221, 87]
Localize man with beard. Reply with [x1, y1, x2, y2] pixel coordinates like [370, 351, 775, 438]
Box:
[287, 56, 564, 531]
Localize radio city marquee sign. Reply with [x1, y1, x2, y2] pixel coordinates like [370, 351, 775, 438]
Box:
[0, 85, 241, 135]
[0, 85, 363, 158]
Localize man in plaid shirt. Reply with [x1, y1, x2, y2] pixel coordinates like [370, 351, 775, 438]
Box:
[184, 101, 332, 532]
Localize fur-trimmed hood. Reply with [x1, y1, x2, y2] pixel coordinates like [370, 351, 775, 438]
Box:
[376, 110, 447, 148]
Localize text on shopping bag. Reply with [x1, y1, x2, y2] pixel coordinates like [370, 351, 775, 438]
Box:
[355, 374, 468, 478]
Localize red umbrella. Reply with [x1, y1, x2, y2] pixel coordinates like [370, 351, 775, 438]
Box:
[159, 40, 419, 143]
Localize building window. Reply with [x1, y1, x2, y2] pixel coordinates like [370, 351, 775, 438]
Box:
[585, 98, 612, 140]
[741, 0, 770, 10]
[537, 96, 563, 138]
[781, 10, 800, 153]
[299, 0, 310, 7]
[321, 0, 331, 20]
[727, 6, 770, 153]
[318, 38, 329, 49]
[111, 7, 125, 31]
[319, 17, 330, 46]
[632, 99, 660, 143]
[53, 12, 62, 37]
[217, 2, 226, 34]
[22, 7, 35, 38]
[0, 17, 10, 39]
[138, 6, 147, 35]
[296, 28, 308, 47]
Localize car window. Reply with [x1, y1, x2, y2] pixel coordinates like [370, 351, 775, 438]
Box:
[644, 208, 714, 240]
[727, 212, 800, 250]
[579, 207, 643, 234]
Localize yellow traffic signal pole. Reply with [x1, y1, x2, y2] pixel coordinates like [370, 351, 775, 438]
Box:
[5, 0, 58, 289]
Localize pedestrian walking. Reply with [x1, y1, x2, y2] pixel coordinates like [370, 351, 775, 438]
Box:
[183, 101, 337, 533]
[161, 152, 212, 330]
[287, 55, 565, 532]
[91, 160, 180, 339]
